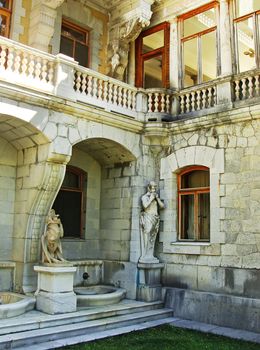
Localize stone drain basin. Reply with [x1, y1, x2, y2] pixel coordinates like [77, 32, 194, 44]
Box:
[0, 292, 35, 319]
[74, 285, 126, 307]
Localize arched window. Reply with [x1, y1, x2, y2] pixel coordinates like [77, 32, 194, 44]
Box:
[53, 166, 87, 238]
[0, 0, 12, 37]
[178, 166, 210, 241]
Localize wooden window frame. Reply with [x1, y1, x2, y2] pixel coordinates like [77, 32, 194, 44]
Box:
[178, 166, 210, 242]
[135, 21, 170, 88]
[61, 19, 90, 67]
[178, 1, 220, 88]
[0, 0, 12, 38]
[233, 5, 260, 72]
[56, 166, 87, 239]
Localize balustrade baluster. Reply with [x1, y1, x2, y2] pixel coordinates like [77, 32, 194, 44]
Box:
[98, 79, 103, 100]
[161, 93, 165, 112]
[41, 59, 48, 83]
[103, 81, 108, 102]
[14, 50, 21, 74]
[48, 62, 54, 85]
[166, 94, 170, 113]
[75, 71, 82, 92]
[154, 93, 159, 112]
[132, 91, 136, 110]
[113, 85, 118, 106]
[0, 45, 7, 70]
[180, 94, 185, 114]
[148, 93, 153, 112]
[28, 55, 35, 78]
[127, 90, 132, 109]
[35, 57, 42, 80]
[202, 89, 207, 109]
[108, 82, 113, 103]
[87, 75, 93, 96]
[118, 86, 122, 106]
[255, 75, 260, 97]
[123, 88, 127, 108]
[93, 77, 98, 98]
[208, 88, 213, 107]
[248, 76, 254, 98]
[191, 92, 196, 111]
[241, 78, 247, 100]
[213, 87, 217, 106]
[21, 52, 28, 76]
[6, 47, 14, 72]
[234, 80, 240, 101]
[81, 73, 87, 93]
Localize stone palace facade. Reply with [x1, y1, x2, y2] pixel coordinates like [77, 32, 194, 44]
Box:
[0, 0, 260, 332]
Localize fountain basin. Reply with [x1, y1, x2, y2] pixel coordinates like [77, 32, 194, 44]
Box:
[75, 285, 126, 307]
[0, 292, 35, 319]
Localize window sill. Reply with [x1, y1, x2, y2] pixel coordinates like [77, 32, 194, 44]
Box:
[164, 242, 221, 255]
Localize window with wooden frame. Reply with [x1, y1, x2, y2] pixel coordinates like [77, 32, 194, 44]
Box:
[233, 0, 260, 73]
[135, 22, 170, 88]
[178, 166, 210, 241]
[52, 166, 87, 239]
[60, 19, 90, 67]
[0, 0, 12, 38]
[179, 2, 219, 88]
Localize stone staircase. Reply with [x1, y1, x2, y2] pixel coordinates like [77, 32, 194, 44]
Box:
[0, 300, 174, 350]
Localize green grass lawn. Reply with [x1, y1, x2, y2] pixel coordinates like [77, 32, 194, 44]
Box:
[59, 325, 260, 350]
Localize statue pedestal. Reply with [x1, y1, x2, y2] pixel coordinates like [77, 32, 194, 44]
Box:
[137, 262, 164, 302]
[34, 265, 77, 314]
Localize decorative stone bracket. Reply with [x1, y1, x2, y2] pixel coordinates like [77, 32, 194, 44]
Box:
[108, 0, 158, 81]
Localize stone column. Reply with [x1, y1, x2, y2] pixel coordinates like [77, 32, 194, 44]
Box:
[219, 0, 233, 76]
[169, 17, 179, 89]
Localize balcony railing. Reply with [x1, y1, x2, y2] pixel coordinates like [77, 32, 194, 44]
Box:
[0, 36, 259, 123]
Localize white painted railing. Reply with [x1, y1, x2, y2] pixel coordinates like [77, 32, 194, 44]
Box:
[179, 84, 217, 114]
[74, 67, 138, 118]
[0, 36, 55, 93]
[234, 70, 260, 102]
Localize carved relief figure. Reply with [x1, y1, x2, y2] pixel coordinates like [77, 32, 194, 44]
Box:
[140, 181, 164, 263]
[41, 209, 66, 264]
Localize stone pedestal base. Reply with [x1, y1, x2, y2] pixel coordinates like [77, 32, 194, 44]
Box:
[34, 265, 77, 315]
[137, 262, 164, 302]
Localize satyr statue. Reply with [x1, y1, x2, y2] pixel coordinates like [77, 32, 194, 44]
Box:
[139, 181, 165, 263]
[41, 209, 66, 264]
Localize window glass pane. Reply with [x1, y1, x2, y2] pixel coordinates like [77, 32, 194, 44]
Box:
[61, 25, 86, 43]
[62, 171, 79, 189]
[0, 14, 7, 36]
[183, 38, 198, 87]
[181, 170, 209, 189]
[0, 1, 10, 9]
[144, 55, 163, 88]
[53, 191, 81, 238]
[235, 0, 259, 17]
[75, 42, 89, 67]
[60, 36, 74, 57]
[198, 192, 210, 240]
[236, 18, 256, 72]
[181, 194, 194, 239]
[184, 8, 216, 37]
[201, 30, 216, 82]
[142, 30, 164, 54]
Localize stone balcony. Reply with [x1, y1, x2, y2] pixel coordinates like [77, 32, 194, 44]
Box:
[0, 36, 259, 124]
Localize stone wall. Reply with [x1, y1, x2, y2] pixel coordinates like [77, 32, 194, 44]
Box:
[159, 113, 260, 298]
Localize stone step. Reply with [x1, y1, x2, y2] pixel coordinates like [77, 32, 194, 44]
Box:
[0, 300, 164, 336]
[17, 317, 176, 350]
[0, 308, 173, 349]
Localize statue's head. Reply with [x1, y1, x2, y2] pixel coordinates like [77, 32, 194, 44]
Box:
[147, 181, 157, 193]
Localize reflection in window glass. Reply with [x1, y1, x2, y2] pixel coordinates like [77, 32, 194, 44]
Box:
[236, 18, 255, 72]
[0, 14, 7, 36]
[144, 55, 163, 88]
[235, 0, 259, 17]
[201, 31, 217, 82]
[0, 1, 10, 9]
[184, 8, 216, 37]
[198, 192, 210, 239]
[181, 170, 209, 189]
[142, 30, 164, 54]
[181, 195, 195, 239]
[183, 38, 198, 87]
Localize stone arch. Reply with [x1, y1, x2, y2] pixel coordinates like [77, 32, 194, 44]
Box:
[160, 146, 224, 248]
